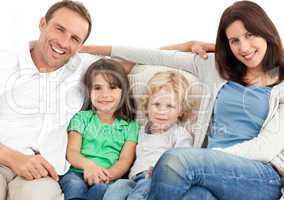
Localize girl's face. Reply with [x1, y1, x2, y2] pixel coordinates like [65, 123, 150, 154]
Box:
[91, 73, 122, 116]
[226, 20, 267, 74]
[147, 87, 181, 131]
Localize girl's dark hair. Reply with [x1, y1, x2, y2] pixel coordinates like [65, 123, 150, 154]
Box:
[82, 58, 136, 121]
[215, 0, 284, 85]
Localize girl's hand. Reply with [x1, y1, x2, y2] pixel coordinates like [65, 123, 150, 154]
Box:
[83, 160, 110, 185]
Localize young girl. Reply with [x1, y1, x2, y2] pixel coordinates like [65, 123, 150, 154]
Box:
[103, 71, 194, 200]
[59, 58, 140, 200]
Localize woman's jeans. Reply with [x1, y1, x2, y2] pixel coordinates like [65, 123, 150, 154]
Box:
[59, 171, 108, 200]
[147, 148, 283, 200]
[103, 171, 151, 200]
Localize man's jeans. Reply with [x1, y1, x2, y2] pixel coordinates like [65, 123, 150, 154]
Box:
[147, 148, 283, 200]
[59, 171, 108, 200]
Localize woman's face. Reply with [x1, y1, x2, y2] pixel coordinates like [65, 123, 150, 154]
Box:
[226, 20, 267, 73]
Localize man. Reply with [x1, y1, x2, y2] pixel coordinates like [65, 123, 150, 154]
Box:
[0, 1, 100, 199]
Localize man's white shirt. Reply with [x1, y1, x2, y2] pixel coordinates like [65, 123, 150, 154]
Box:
[0, 42, 101, 175]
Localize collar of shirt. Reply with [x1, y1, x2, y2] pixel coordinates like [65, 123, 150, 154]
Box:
[18, 41, 82, 78]
[92, 110, 130, 133]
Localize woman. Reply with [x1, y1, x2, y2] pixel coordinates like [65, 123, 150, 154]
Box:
[81, 1, 284, 199]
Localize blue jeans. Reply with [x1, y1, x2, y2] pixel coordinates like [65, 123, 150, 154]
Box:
[103, 171, 151, 200]
[59, 171, 108, 200]
[147, 148, 283, 200]
[181, 186, 218, 200]
[103, 172, 217, 200]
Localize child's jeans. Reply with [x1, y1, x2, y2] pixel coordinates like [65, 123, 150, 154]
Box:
[59, 171, 108, 200]
[103, 171, 151, 200]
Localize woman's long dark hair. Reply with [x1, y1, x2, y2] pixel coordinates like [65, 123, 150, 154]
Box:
[215, 0, 284, 85]
[81, 58, 136, 121]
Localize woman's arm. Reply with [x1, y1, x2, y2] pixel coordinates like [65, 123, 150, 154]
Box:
[112, 57, 136, 74]
[111, 45, 218, 80]
[80, 41, 215, 57]
[80, 42, 217, 80]
[106, 141, 136, 181]
[79, 46, 135, 74]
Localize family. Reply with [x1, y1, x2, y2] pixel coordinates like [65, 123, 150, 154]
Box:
[0, 0, 284, 200]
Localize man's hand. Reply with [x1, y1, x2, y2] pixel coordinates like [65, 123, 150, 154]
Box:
[191, 41, 215, 59]
[10, 153, 58, 181]
[161, 40, 215, 59]
[83, 160, 110, 186]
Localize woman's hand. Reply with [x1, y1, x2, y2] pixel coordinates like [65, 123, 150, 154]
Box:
[83, 160, 110, 185]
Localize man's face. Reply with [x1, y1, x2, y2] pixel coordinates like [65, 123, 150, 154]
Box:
[36, 8, 89, 70]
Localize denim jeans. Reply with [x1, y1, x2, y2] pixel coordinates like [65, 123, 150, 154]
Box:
[183, 186, 218, 200]
[59, 171, 108, 200]
[103, 179, 134, 200]
[103, 171, 151, 200]
[147, 148, 283, 200]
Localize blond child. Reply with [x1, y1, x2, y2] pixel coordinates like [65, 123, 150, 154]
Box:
[103, 71, 194, 200]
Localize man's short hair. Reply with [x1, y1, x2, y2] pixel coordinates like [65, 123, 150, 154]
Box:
[45, 0, 92, 42]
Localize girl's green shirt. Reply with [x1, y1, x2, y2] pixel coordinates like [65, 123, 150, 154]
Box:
[67, 110, 139, 173]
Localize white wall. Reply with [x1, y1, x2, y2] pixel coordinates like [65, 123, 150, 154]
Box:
[0, 0, 283, 48]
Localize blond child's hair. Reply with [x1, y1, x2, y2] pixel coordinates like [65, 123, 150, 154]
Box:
[140, 71, 193, 123]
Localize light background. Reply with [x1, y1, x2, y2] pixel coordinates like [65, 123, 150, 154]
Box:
[0, 0, 283, 48]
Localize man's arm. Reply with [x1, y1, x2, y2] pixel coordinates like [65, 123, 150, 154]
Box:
[80, 41, 215, 60]
[161, 41, 215, 59]
[0, 144, 58, 181]
[80, 46, 135, 73]
[79, 41, 215, 72]
[0, 144, 13, 166]
[80, 45, 112, 56]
